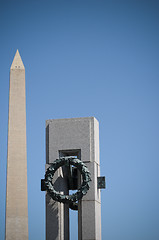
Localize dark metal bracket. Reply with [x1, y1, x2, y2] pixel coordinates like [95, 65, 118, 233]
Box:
[41, 179, 47, 191]
[97, 176, 106, 189]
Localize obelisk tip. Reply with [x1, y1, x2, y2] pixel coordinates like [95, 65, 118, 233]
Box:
[10, 49, 25, 70]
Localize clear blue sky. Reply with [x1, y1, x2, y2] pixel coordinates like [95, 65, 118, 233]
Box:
[0, 0, 159, 239]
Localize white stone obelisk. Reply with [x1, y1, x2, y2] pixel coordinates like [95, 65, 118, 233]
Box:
[5, 50, 28, 240]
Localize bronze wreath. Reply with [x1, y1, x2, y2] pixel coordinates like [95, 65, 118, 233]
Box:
[44, 157, 91, 209]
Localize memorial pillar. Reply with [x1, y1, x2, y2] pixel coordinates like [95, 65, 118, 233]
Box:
[45, 117, 101, 240]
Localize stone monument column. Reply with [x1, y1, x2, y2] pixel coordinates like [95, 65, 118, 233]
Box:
[45, 117, 101, 240]
[5, 50, 28, 240]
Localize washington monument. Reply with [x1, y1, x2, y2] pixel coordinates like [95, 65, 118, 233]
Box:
[5, 50, 28, 240]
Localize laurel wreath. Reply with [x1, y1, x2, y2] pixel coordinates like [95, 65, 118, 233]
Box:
[44, 157, 91, 210]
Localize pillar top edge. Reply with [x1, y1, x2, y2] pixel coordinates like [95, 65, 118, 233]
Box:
[46, 117, 99, 125]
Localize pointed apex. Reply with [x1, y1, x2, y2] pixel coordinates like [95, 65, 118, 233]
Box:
[10, 49, 25, 70]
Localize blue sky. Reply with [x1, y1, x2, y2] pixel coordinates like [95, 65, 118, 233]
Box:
[0, 0, 159, 239]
